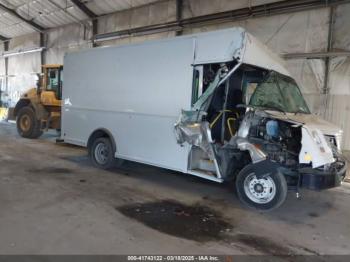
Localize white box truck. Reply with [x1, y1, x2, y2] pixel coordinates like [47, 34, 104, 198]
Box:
[61, 27, 347, 211]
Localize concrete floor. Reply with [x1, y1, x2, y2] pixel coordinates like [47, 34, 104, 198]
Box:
[1, 121, 350, 255]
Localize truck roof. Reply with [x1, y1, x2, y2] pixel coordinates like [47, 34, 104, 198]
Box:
[66, 27, 290, 76]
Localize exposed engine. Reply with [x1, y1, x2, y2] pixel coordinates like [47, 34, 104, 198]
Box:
[246, 115, 302, 167]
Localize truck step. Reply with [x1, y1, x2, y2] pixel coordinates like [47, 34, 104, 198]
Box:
[188, 169, 223, 183]
[198, 159, 217, 172]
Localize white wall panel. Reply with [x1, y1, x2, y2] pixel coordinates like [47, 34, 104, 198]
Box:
[0, 43, 5, 76]
[6, 33, 41, 107]
[46, 23, 92, 64]
[329, 3, 350, 95]
[98, 0, 176, 35]
[182, 0, 281, 19]
[325, 3, 350, 150]
[325, 95, 350, 150]
[0, 43, 5, 105]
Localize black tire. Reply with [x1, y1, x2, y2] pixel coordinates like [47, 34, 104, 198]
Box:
[90, 137, 123, 170]
[235, 164, 287, 211]
[16, 106, 43, 139]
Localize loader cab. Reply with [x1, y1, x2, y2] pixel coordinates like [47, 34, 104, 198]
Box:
[42, 65, 63, 100]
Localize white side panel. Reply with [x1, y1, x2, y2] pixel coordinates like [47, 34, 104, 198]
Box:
[194, 28, 244, 64]
[62, 37, 195, 172]
[6, 33, 41, 107]
[46, 24, 92, 65]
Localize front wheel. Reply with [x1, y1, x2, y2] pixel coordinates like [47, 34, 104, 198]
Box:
[235, 164, 287, 211]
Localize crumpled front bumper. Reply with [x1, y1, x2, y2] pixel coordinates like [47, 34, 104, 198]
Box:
[299, 160, 347, 190]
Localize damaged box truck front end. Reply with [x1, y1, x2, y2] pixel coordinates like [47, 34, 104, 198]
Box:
[63, 27, 346, 212]
[175, 28, 347, 211]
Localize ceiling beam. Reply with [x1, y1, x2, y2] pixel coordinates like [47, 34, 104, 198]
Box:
[0, 2, 45, 32]
[95, 0, 350, 42]
[282, 50, 350, 59]
[175, 0, 183, 36]
[70, 0, 97, 18]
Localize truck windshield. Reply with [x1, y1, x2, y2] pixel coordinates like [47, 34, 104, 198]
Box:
[249, 71, 310, 114]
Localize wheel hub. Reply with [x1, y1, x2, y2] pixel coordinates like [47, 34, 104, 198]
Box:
[254, 183, 264, 193]
[20, 115, 31, 132]
[244, 173, 277, 204]
[94, 142, 109, 165]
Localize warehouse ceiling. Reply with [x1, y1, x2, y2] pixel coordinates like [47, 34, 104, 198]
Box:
[0, 0, 161, 38]
[0, 0, 347, 40]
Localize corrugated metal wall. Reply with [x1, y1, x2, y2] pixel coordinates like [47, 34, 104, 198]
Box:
[325, 3, 350, 150]
[46, 23, 93, 64]
[1, 0, 350, 149]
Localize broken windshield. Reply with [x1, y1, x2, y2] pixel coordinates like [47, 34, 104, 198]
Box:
[249, 71, 310, 114]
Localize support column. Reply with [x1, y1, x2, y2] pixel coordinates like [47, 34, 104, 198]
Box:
[323, 6, 335, 95]
[176, 0, 183, 36]
[40, 32, 46, 70]
[323, 6, 335, 116]
[4, 40, 9, 100]
[92, 19, 98, 47]
[70, 0, 98, 47]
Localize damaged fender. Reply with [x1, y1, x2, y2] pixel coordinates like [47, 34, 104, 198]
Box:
[299, 126, 335, 168]
[235, 138, 266, 164]
[174, 120, 215, 160]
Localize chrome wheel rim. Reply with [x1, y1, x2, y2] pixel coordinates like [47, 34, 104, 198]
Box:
[94, 142, 109, 165]
[243, 173, 276, 204]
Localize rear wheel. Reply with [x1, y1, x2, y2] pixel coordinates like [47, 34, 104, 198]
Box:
[235, 164, 287, 211]
[90, 137, 123, 169]
[16, 106, 43, 139]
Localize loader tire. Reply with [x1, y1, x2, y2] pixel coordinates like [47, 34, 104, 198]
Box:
[16, 106, 43, 139]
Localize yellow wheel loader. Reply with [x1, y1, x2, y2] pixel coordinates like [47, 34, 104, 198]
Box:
[14, 64, 63, 139]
